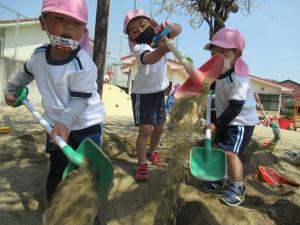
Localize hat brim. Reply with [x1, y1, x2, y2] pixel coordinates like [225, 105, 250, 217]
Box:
[123, 16, 152, 34]
[43, 9, 87, 24]
[204, 40, 237, 50]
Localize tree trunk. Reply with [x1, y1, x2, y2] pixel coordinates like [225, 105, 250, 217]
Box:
[93, 0, 110, 96]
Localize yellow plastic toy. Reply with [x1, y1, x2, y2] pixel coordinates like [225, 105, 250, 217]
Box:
[0, 126, 12, 134]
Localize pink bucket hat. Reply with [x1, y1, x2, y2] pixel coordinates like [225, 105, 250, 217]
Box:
[41, 0, 88, 24]
[123, 9, 151, 34]
[124, 9, 159, 52]
[79, 29, 90, 51]
[204, 27, 249, 77]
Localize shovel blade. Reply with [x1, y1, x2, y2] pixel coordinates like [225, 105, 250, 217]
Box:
[63, 139, 114, 199]
[190, 146, 226, 181]
[175, 55, 225, 98]
[197, 54, 225, 80]
[175, 75, 203, 98]
[270, 123, 281, 140]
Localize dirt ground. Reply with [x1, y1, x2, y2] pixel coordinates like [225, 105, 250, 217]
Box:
[0, 84, 299, 225]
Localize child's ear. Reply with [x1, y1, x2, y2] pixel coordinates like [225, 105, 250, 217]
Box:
[39, 15, 45, 31]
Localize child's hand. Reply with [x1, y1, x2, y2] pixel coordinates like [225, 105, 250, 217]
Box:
[50, 122, 70, 144]
[256, 102, 264, 111]
[159, 20, 170, 32]
[157, 36, 170, 54]
[5, 94, 16, 107]
[206, 123, 217, 137]
[159, 21, 182, 39]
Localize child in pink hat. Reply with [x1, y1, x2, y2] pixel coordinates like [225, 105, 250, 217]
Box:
[4, 0, 105, 221]
[203, 27, 249, 77]
[199, 27, 259, 207]
[123, 9, 182, 181]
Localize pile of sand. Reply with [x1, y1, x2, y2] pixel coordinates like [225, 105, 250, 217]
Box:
[102, 84, 132, 118]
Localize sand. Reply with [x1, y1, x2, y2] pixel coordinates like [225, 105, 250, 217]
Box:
[0, 84, 299, 225]
[45, 168, 99, 225]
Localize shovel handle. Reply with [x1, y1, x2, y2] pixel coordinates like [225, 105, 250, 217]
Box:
[152, 26, 193, 66]
[22, 99, 84, 166]
[204, 129, 212, 162]
[165, 39, 191, 65]
[203, 94, 213, 162]
[260, 110, 272, 125]
[22, 99, 64, 146]
[206, 95, 211, 125]
[15, 87, 84, 166]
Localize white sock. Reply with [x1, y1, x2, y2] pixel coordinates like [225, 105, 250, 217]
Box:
[232, 181, 244, 187]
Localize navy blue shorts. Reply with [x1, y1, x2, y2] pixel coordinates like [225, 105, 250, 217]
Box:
[45, 124, 103, 153]
[214, 125, 255, 154]
[131, 91, 166, 126]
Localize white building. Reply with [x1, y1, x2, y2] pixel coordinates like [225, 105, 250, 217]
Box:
[0, 18, 47, 61]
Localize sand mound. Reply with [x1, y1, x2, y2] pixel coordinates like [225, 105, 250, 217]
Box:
[102, 84, 132, 118]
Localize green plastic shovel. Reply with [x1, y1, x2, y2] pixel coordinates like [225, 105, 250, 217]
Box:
[260, 110, 281, 141]
[14, 86, 113, 199]
[190, 94, 227, 181]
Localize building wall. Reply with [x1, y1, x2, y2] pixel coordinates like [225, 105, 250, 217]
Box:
[4, 24, 48, 61]
[0, 56, 41, 106]
[252, 79, 280, 94]
[167, 69, 187, 87]
[111, 64, 128, 88]
[251, 79, 281, 117]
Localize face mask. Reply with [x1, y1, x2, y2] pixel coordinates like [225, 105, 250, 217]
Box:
[43, 16, 80, 52]
[221, 54, 236, 74]
[135, 26, 155, 44]
[48, 34, 80, 52]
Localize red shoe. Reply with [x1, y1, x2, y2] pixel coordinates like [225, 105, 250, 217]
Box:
[149, 152, 164, 166]
[134, 163, 149, 181]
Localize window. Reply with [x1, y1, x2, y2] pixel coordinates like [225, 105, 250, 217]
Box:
[258, 94, 279, 111]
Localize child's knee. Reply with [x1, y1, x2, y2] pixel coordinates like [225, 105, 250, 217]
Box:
[226, 151, 239, 159]
[138, 128, 152, 139]
[153, 124, 164, 132]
